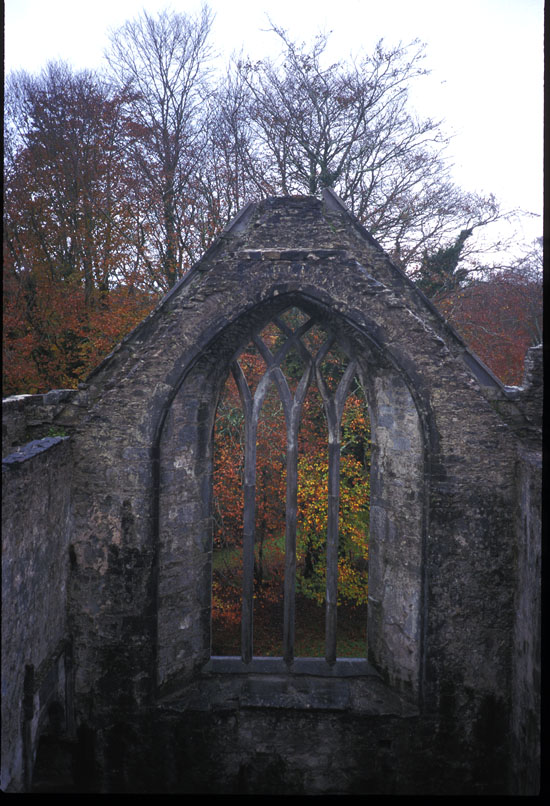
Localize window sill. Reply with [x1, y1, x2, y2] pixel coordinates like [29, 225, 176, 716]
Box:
[204, 656, 375, 676]
[157, 657, 418, 717]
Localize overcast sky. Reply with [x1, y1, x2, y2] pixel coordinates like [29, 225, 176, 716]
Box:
[4, 0, 544, 255]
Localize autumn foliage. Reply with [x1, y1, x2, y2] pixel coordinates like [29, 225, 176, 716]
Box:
[211, 316, 371, 656]
[3, 64, 159, 394]
[3, 11, 541, 396]
[434, 264, 542, 386]
[3, 260, 154, 393]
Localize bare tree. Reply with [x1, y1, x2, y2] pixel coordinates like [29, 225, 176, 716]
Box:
[235, 27, 507, 273]
[105, 5, 214, 288]
[191, 67, 278, 245]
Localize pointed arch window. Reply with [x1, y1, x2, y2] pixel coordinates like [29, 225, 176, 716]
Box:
[212, 307, 370, 666]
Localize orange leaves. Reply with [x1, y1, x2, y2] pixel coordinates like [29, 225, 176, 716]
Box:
[3, 66, 163, 395]
[2, 255, 156, 395]
[296, 450, 370, 606]
[435, 270, 542, 386]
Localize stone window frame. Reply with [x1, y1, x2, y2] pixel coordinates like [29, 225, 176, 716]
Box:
[156, 291, 428, 704]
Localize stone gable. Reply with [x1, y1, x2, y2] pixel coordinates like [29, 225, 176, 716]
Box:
[2, 191, 541, 793]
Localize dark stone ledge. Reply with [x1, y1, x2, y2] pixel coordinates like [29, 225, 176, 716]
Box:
[2, 436, 70, 466]
[204, 656, 375, 676]
[158, 658, 418, 717]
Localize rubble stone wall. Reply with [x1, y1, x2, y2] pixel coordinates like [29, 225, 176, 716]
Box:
[1, 194, 541, 794]
[1, 437, 72, 791]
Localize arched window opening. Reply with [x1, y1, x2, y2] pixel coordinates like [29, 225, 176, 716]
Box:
[212, 307, 370, 664]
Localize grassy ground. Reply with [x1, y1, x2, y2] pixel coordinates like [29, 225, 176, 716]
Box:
[212, 543, 367, 658]
[212, 586, 367, 658]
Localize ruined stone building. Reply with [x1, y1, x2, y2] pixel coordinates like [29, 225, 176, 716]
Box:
[2, 191, 541, 794]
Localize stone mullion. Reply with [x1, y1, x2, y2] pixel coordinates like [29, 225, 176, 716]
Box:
[315, 350, 358, 664]
[283, 420, 299, 663]
[254, 329, 313, 664]
[260, 362, 296, 662]
[282, 365, 312, 663]
[241, 415, 257, 664]
[230, 362, 255, 663]
[233, 354, 296, 662]
[325, 437, 341, 663]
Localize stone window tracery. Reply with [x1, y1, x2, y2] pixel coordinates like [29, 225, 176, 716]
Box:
[211, 307, 370, 664]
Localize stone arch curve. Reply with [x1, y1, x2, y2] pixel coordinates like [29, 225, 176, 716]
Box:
[155, 286, 432, 699]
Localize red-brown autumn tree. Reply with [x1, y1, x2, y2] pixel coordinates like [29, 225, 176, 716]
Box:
[433, 243, 542, 386]
[3, 64, 158, 394]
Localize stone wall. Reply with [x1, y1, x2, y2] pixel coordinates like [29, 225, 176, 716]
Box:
[1, 193, 541, 794]
[1, 437, 73, 792]
[2, 390, 76, 457]
[510, 445, 542, 794]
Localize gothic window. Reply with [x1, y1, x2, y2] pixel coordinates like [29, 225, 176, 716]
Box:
[211, 307, 370, 664]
